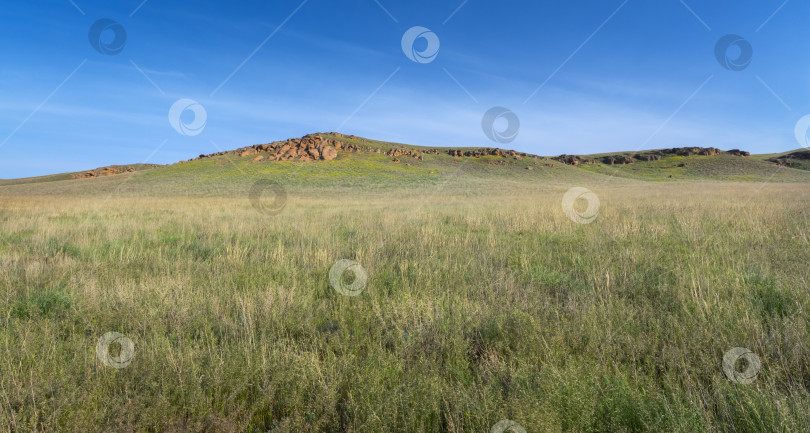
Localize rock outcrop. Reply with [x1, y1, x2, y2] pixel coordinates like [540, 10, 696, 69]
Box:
[71, 166, 142, 179]
[182, 133, 352, 164]
[726, 149, 751, 157]
[553, 155, 595, 166]
[447, 148, 536, 159]
[602, 155, 635, 165]
[767, 150, 810, 166]
[549, 147, 749, 166]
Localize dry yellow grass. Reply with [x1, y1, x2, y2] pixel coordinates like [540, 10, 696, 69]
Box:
[1, 179, 808, 432]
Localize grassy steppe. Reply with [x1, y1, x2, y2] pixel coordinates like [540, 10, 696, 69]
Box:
[1, 150, 809, 432]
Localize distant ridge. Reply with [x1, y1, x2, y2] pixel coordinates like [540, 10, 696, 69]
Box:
[2, 132, 810, 185]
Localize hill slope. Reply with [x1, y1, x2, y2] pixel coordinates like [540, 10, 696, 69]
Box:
[1, 133, 809, 196]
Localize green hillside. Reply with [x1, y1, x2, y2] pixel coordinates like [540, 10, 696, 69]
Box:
[0, 164, 160, 187]
[1, 134, 808, 197]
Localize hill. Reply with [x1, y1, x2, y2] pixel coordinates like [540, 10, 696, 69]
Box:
[1, 133, 809, 197]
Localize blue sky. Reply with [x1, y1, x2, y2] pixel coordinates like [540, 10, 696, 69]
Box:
[1, 0, 808, 178]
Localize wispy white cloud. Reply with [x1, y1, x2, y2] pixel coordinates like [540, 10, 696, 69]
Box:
[202, 82, 794, 156]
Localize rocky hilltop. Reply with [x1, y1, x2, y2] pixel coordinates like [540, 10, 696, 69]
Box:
[181, 133, 546, 166]
[59, 132, 810, 183]
[175, 133, 758, 169]
[182, 133, 361, 164]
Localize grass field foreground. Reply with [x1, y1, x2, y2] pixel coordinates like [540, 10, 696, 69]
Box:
[1, 179, 809, 432]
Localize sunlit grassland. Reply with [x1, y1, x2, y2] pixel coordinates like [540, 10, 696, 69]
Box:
[1, 179, 809, 432]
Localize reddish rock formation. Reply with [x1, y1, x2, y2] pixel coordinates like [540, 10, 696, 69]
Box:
[186, 133, 354, 163]
[71, 165, 144, 179]
[321, 146, 338, 161]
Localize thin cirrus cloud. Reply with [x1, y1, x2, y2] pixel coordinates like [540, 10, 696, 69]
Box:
[339, 97, 786, 157]
[0, 73, 792, 180]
